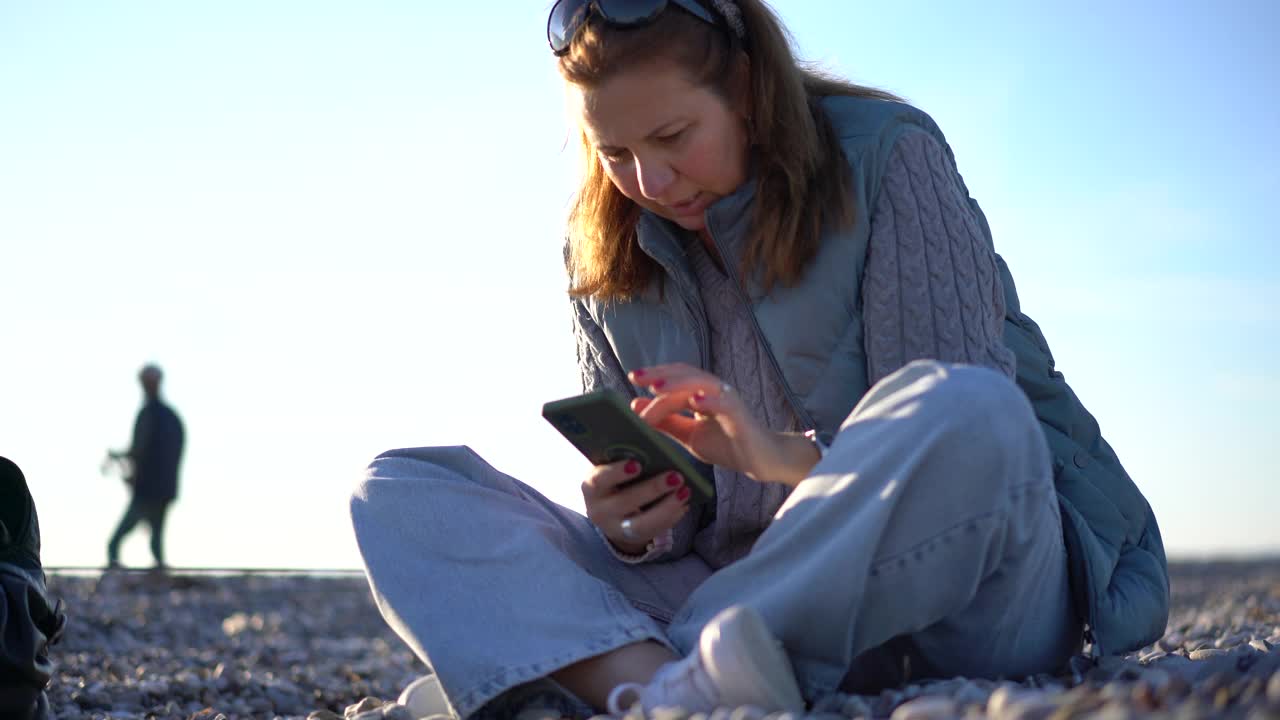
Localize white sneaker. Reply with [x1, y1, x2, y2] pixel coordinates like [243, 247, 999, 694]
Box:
[607, 605, 804, 715]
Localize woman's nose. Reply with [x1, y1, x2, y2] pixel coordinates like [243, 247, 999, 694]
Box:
[635, 155, 675, 201]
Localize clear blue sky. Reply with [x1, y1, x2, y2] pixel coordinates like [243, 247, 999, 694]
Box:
[2, 1, 1276, 569]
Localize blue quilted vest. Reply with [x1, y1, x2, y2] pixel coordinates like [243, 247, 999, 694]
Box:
[583, 95, 1170, 655]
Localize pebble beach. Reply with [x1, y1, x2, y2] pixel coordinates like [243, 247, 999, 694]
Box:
[43, 559, 1280, 719]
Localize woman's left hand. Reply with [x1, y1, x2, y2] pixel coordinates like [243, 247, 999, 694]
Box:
[628, 363, 819, 485]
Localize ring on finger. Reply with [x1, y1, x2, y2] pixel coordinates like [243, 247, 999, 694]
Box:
[619, 517, 638, 541]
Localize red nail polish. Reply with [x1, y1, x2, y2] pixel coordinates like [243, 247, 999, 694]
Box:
[692, 391, 705, 403]
[652, 379, 666, 389]
[677, 487, 691, 501]
[633, 369, 646, 377]
[666, 472, 682, 487]
[625, 460, 639, 474]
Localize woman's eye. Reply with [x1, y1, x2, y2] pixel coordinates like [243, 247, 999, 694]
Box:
[657, 129, 685, 143]
[598, 148, 630, 163]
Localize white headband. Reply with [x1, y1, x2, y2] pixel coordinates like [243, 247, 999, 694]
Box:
[708, 0, 746, 41]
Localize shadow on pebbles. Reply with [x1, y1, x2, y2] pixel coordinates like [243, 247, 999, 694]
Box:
[43, 559, 1280, 720]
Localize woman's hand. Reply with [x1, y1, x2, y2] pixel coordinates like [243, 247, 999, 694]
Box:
[628, 364, 821, 486]
[582, 458, 691, 555]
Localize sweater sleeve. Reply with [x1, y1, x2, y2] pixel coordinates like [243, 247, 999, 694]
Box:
[862, 129, 1016, 386]
[569, 298, 698, 562]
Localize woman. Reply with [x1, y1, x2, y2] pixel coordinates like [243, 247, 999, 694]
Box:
[351, 1, 1169, 717]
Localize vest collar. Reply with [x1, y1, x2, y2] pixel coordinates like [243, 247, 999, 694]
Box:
[635, 176, 757, 292]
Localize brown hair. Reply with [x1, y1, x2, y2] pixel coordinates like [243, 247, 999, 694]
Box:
[559, 0, 900, 300]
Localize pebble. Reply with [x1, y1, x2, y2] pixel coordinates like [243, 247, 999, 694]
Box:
[1189, 648, 1230, 660]
[44, 572, 425, 720]
[986, 686, 1052, 717]
[889, 696, 956, 719]
[1218, 631, 1253, 648]
[347, 696, 386, 717]
[36, 560, 1280, 719]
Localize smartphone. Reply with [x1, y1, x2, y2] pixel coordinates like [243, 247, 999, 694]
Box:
[542, 389, 714, 504]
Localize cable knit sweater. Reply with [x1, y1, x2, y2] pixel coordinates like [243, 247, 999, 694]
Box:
[594, 128, 1015, 569]
[686, 239, 799, 566]
[863, 130, 1014, 386]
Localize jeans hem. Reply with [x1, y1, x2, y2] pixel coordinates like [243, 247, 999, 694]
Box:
[451, 624, 667, 717]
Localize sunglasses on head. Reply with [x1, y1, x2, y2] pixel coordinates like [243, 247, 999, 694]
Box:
[547, 0, 721, 56]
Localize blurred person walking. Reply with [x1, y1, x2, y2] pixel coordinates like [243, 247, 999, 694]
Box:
[105, 364, 185, 570]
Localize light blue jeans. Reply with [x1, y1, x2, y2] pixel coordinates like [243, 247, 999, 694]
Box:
[350, 361, 1081, 718]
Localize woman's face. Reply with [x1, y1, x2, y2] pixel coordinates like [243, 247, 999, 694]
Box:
[574, 60, 750, 233]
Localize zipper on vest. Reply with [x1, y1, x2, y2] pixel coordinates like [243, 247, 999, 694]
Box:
[640, 219, 711, 370]
[657, 248, 710, 370]
[674, 276, 710, 370]
[704, 222, 819, 432]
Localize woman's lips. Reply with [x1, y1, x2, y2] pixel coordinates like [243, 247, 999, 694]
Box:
[668, 192, 706, 216]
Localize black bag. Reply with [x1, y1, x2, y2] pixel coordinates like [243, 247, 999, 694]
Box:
[0, 563, 64, 720]
[1, 456, 66, 720]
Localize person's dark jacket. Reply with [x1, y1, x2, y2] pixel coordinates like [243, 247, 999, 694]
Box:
[130, 399, 185, 502]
